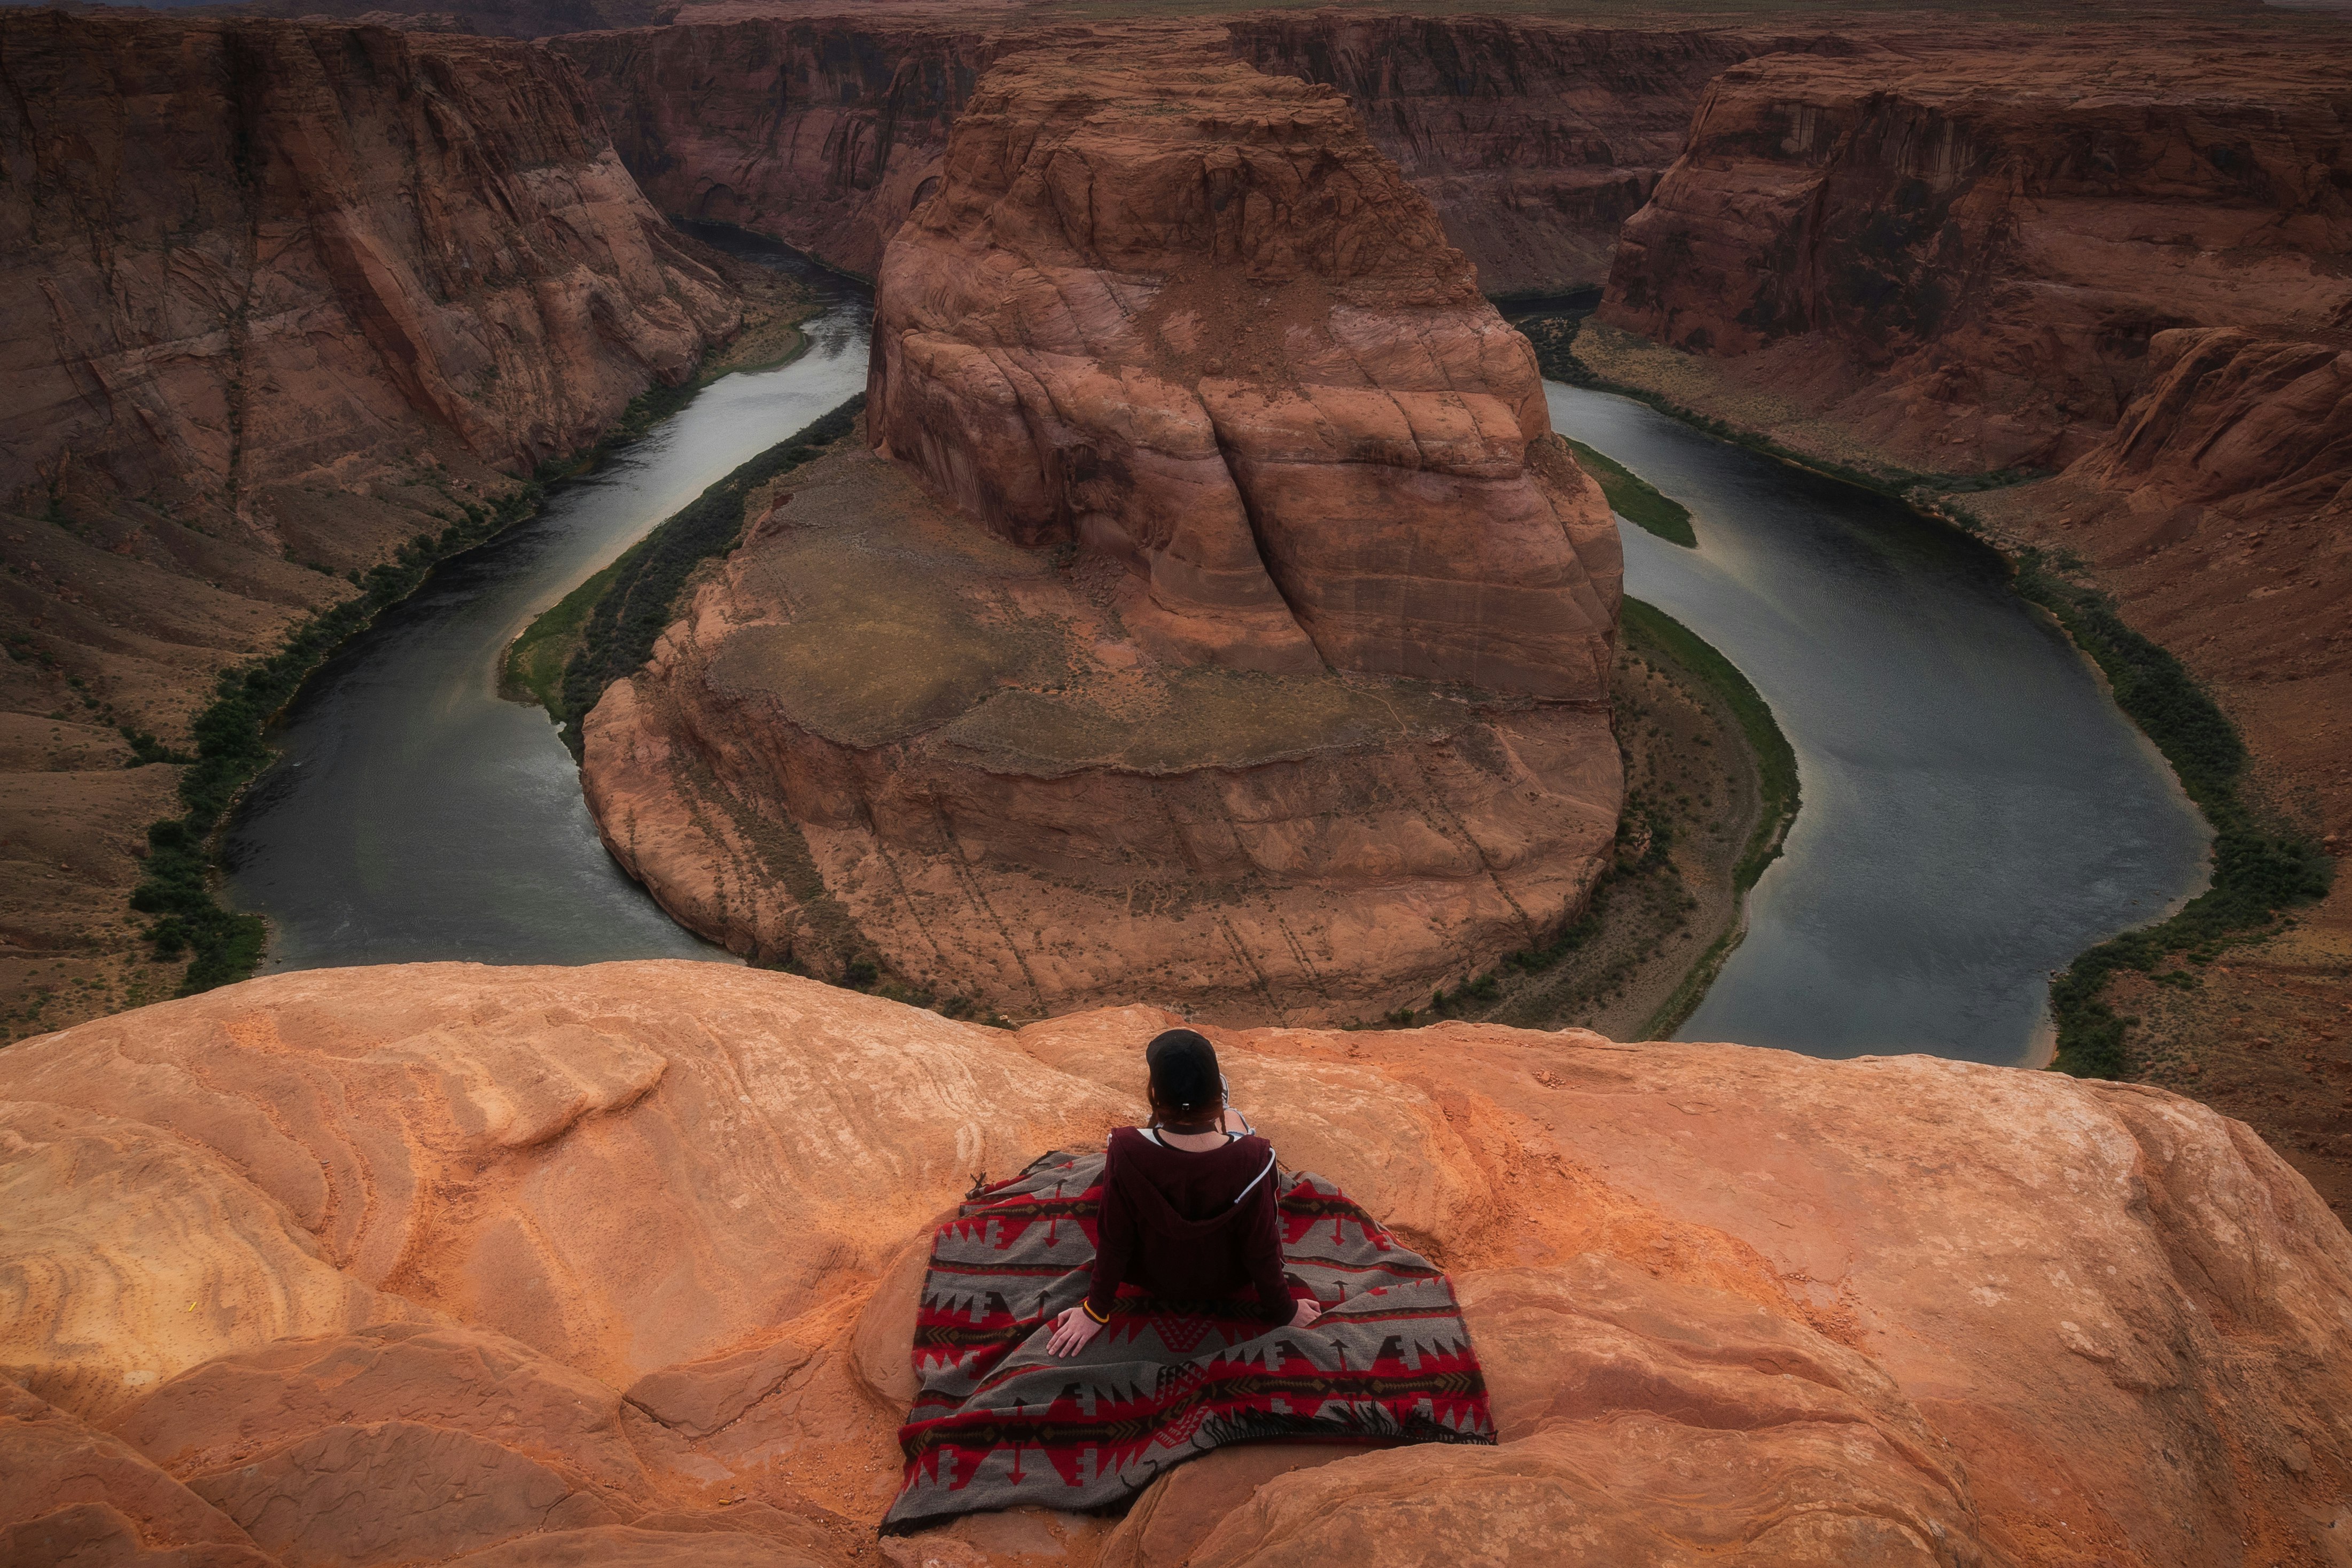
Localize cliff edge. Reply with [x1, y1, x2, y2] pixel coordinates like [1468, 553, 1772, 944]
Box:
[2, 962, 2348, 1565]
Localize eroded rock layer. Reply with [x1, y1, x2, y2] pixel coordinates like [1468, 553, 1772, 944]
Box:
[581, 49, 1624, 1022]
[0, 10, 756, 1029]
[2, 963, 2349, 1565]
[582, 435, 1619, 1025]
[1599, 41, 2352, 473]
[555, 14, 1840, 297]
[551, 17, 1013, 279]
[1225, 17, 1861, 298]
[867, 47, 1619, 695]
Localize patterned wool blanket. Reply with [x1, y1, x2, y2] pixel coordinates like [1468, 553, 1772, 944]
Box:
[881, 1147, 1494, 1533]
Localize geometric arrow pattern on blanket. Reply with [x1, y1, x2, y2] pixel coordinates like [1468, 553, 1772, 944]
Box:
[883, 1148, 1496, 1533]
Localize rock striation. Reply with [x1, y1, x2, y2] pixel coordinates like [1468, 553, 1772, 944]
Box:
[1225, 17, 1861, 298]
[866, 47, 1617, 691]
[581, 49, 1623, 1024]
[2, 962, 2349, 1565]
[0, 10, 757, 1033]
[556, 15, 1848, 297]
[1599, 41, 2352, 474]
[552, 18, 1014, 280]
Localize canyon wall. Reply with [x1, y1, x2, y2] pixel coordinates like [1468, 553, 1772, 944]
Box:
[556, 14, 1845, 297]
[0, 11, 754, 1034]
[1599, 41, 2352, 473]
[582, 47, 1625, 1023]
[1584, 28, 2352, 1214]
[3, 963, 2350, 1564]
[1225, 17, 1859, 298]
[866, 45, 1618, 692]
[551, 18, 1015, 279]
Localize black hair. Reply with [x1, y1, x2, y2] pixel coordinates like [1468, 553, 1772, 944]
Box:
[1144, 1028, 1221, 1130]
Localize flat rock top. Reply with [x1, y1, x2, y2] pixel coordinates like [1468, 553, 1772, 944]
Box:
[703, 440, 1490, 771]
[3, 963, 2351, 1565]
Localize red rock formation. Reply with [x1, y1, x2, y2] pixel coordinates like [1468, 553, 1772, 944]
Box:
[551, 18, 1014, 279]
[0, 10, 756, 1034]
[582, 50, 1622, 1022]
[580, 433, 1621, 1025]
[1226, 17, 1858, 298]
[3, 964, 2350, 1563]
[4, 12, 743, 527]
[229, 0, 665, 37]
[1600, 41, 2352, 473]
[868, 47, 1617, 692]
[555, 14, 1846, 297]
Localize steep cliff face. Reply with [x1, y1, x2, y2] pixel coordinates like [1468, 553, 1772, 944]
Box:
[1225, 17, 1856, 298]
[1599, 42, 2352, 473]
[554, 15, 1846, 298]
[3, 964, 2350, 1564]
[0, 11, 753, 1035]
[4, 12, 743, 521]
[551, 18, 1012, 279]
[579, 49, 1623, 1022]
[867, 46, 1618, 691]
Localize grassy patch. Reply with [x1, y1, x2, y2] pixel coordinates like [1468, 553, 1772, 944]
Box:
[1621, 598, 1797, 893]
[1562, 435, 1696, 547]
[502, 555, 626, 714]
[525, 396, 865, 752]
[133, 488, 544, 995]
[2001, 549, 2332, 1076]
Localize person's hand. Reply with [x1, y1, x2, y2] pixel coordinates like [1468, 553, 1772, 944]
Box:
[1289, 1296, 1323, 1330]
[1047, 1305, 1105, 1358]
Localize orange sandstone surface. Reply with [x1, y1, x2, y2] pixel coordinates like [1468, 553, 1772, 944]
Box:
[1, 962, 2349, 1565]
[579, 49, 1624, 1024]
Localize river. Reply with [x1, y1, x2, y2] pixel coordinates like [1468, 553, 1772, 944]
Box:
[223, 255, 2210, 1066]
[1546, 384, 2209, 1064]
[224, 237, 871, 971]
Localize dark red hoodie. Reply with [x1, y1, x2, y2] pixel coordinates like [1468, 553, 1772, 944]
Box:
[1085, 1127, 1292, 1323]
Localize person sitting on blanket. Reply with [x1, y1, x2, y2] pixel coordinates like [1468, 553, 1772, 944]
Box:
[1045, 1028, 1323, 1358]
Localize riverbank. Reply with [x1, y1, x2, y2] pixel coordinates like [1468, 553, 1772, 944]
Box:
[514, 399, 1793, 1037]
[1537, 310, 2349, 1218]
[1399, 594, 1796, 1041]
[0, 277, 820, 1044]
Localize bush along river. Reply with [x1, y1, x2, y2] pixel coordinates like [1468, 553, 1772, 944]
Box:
[222, 237, 872, 970]
[221, 247, 2208, 1067]
[1544, 383, 2211, 1065]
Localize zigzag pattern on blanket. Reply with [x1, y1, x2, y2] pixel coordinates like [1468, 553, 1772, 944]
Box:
[883, 1148, 1496, 1532]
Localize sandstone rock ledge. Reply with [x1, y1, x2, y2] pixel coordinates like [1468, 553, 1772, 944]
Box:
[581, 436, 1619, 1026]
[3, 963, 2350, 1566]
[580, 46, 1625, 1025]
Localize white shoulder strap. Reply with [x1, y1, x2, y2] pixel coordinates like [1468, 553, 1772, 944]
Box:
[1230, 1151, 1277, 1205]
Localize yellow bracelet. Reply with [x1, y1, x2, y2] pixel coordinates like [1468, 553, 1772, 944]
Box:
[1081, 1299, 1111, 1324]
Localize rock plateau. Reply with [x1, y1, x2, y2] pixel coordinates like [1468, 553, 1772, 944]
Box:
[579, 48, 1624, 1023]
[2, 962, 2349, 1565]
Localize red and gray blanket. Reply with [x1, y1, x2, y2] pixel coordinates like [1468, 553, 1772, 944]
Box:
[882, 1146, 1495, 1533]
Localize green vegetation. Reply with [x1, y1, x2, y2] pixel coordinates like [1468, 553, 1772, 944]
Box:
[1527, 300, 2330, 1074]
[1374, 595, 1798, 1036]
[512, 396, 864, 752]
[133, 487, 545, 995]
[1562, 436, 1696, 547]
[2002, 549, 2333, 1077]
[1619, 598, 1797, 893]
